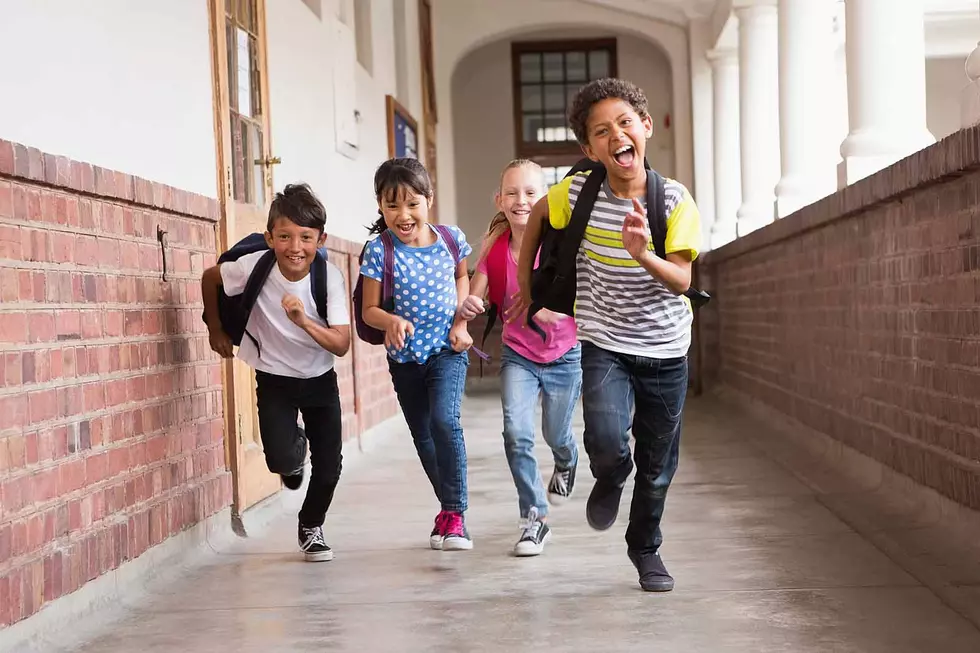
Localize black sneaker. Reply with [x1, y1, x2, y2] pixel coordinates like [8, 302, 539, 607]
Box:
[298, 524, 333, 562]
[281, 465, 304, 490]
[586, 477, 626, 531]
[547, 464, 577, 505]
[514, 508, 551, 557]
[628, 551, 674, 592]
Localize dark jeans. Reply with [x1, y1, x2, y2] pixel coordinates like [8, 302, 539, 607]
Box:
[581, 341, 688, 555]
[388, 348, 469, 513]
[255, 368, 343, 528]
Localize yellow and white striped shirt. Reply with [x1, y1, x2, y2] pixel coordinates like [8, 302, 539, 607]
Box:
[547, 171, 702, 359]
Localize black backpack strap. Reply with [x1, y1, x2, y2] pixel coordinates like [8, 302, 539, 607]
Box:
[646, 169, 668, 259]
[311, 250, 329, 325]
[239, 249, 277, 356]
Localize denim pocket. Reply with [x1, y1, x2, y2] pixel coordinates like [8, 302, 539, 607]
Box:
[655, 356, 689, 421]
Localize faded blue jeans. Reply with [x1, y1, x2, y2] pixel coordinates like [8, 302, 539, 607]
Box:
[388, 348, 470, 513]
[501, 343, 581, 518]
[581, 341, 688, 555]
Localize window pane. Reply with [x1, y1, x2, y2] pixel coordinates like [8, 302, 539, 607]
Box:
[540, 113, 567, 142]
[519, 53, 541, 83]
[231, 114, 246, 202]
[250, 122, 265, 206]
[543, 52, 563, 82]
[249, 33, 262, 118]
[541, 167, 558, 187]
[236, 27, 252, 117]
[521, 85, 542, 112]
[589, 50, 610, 79]
[544, 84, 565, 112]
[557, 166, 572, 179]
[566, 51, 587, 81]
[523, 114, 543, 142]
[565, 84, 579, 111]
[225, 20, 237, 111]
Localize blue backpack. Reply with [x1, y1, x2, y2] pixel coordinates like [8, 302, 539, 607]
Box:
[203, 233, 330, 355]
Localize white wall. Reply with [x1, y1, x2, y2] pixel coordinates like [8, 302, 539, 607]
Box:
[450, 30, 677, 258]
[0, 0, 217, 198]
[265, 0, 426, 243]
[927, 57, 971, 139]
[433, 0, 694, 229]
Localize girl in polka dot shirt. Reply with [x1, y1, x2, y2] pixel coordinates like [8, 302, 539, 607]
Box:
[359, 158, 475, 551]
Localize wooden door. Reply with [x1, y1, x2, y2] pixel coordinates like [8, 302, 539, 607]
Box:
[209, 0, 282, 516]
[419, 0, 439, 222]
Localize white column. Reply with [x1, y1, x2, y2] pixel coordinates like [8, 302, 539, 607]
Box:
[735, 2, 780, 236]
[963, 0, 980, 128]
[708, 48, 741, 248]
[839, 0, 935, 186]
[775, 0, 838, 217]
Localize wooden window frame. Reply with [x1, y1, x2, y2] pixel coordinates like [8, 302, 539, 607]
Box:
[511, 38, 618, 160]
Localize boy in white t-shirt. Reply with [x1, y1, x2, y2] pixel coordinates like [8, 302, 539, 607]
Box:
[201, 183, 351, 562]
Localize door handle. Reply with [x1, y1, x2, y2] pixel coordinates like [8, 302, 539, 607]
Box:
[254, 156, 282, 166]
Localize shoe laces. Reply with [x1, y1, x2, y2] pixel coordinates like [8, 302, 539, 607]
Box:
[520, 507, 543, 540]
[444, 512, 465, 537]
[550, 469, 570, 495]
[300, 526, 325, 550]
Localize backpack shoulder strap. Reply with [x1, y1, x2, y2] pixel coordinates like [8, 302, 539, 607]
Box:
[432, 224, 462, 263]
[379, 230, 395, 307]
[240, 250, 277, 313]
[647, 169, 668, 260]
[311, 250, 329, 325]
[485, 230, 510, 308]
[559, 169, 604, 277]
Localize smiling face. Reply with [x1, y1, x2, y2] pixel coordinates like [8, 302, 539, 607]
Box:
[495, 164, 545, 231]
[264, 217, 326, 281]
[378, 184, 433, 246]
[581, 97, 653, 187]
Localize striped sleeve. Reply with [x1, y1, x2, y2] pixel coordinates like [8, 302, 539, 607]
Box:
[663, 180, 702, 261]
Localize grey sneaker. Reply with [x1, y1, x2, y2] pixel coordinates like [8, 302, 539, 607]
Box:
[298, 524, 333, 562]
[547, 464, 577, 505]
[514, 508, 551, 557]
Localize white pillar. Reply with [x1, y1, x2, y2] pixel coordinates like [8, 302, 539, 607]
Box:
[735, 2, 780, 236]
[708, 48, 741, 249]
[963, 0, 980, 128]
[775, 0, 838, 217]
[839, 0, 935, 186]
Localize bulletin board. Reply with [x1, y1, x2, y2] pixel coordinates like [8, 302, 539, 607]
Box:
[386, 95, 419, 159]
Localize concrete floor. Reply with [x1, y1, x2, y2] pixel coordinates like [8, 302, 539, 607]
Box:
[19, 393, 980, 652]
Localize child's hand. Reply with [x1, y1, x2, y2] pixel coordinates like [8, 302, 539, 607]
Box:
[386, 316, 415, 351]
[458, 295, 485, 321]
[505, 287, 531, 324]
[449, 323, 473, 352]
[622, 198, 652, 262]
[282, 294, 308, 327]
[208, 326, 234, 359]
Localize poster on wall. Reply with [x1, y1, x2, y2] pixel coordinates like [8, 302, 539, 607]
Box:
[386, 95, 418, 159]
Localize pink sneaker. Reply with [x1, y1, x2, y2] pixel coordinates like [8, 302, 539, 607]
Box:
[429, 511, 446, 550]
[441, 512, 473, 551]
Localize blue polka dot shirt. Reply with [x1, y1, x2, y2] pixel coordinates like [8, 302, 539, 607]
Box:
[359, 224, 472, 364]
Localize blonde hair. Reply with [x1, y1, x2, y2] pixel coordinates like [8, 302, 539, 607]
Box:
[476, 159, 544, 265]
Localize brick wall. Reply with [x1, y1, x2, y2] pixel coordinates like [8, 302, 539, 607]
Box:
[0, 139, 233, 626]
[695, 125, 980, 511]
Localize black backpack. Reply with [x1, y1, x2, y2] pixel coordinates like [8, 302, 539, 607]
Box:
[526, 158, 710, 339]
[202, 233, 330, 356]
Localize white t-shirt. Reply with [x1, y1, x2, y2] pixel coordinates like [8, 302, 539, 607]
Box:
[220, 250, 350, 379]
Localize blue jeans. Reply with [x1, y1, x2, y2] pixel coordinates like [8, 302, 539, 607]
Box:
[581, 341, 688, 555]
[388, 348, 469, 513]
[500, 344, 582, 519]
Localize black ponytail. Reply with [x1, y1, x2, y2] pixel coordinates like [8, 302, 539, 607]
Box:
[367, 212, 387, 235]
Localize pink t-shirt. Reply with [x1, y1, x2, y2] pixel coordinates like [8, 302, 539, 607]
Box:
[477, 243, 578, 364]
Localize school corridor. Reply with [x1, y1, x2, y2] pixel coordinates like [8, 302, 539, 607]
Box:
[12, 392, 979, 652]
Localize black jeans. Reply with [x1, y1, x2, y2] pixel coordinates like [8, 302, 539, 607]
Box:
[581, 342, 688, 555]
[255, 368, 343, 528]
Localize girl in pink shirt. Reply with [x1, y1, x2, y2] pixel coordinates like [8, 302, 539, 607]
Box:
[459, 159, 581, 557]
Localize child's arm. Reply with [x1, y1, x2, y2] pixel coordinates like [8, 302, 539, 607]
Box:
[449, 259, 473, 352]
[281, 295, 351, 356]
[201, 265, 234, 358]
[622, 198, 692, 294]
[509, 196, 549, 323]
[458, 270, 487, 321]
[361, 277, 414, 350]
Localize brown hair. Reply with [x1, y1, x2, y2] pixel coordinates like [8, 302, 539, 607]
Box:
[476, 159, 544, 264]
[568, 78, 649, 145]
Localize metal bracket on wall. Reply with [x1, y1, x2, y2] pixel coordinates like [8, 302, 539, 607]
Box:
[157, 226, 169, 282]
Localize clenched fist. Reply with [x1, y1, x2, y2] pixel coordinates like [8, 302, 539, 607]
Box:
[282, 294, 308, 327]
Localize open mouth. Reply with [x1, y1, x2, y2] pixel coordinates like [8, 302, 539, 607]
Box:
[509, 208, 530, 220]
[613, 144, 636, 168]
[286, 254, 306, 266]
[395, 223, 416, 238]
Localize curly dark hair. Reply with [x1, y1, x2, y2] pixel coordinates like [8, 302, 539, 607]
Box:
[266, 182, 327, 233]
[567, 78, 649, 145]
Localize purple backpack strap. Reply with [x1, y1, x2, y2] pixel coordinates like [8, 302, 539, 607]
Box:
[433, 224, 461, 263]
[380, 230, 395, 307]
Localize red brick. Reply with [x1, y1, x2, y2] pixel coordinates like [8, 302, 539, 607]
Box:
[80, 311, 102, 339]
[0, 394, 28, 430]
[0, 182, 13, 221]
[28, 312, 56, 343]
[0, 224, 20, 259]
[0, 267, 18, 302]
[0, 139, 13, 175]
[28, 389, 57, 424]
[33, 466, 60, 504]
[55, 310, 80, 339]
[0, 311, 28, 343]
[85, 453, 108, 485]
[60, 458, 86, 494]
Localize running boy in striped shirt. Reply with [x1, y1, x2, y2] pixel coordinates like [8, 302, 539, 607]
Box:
[512, 78, 702, 592]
